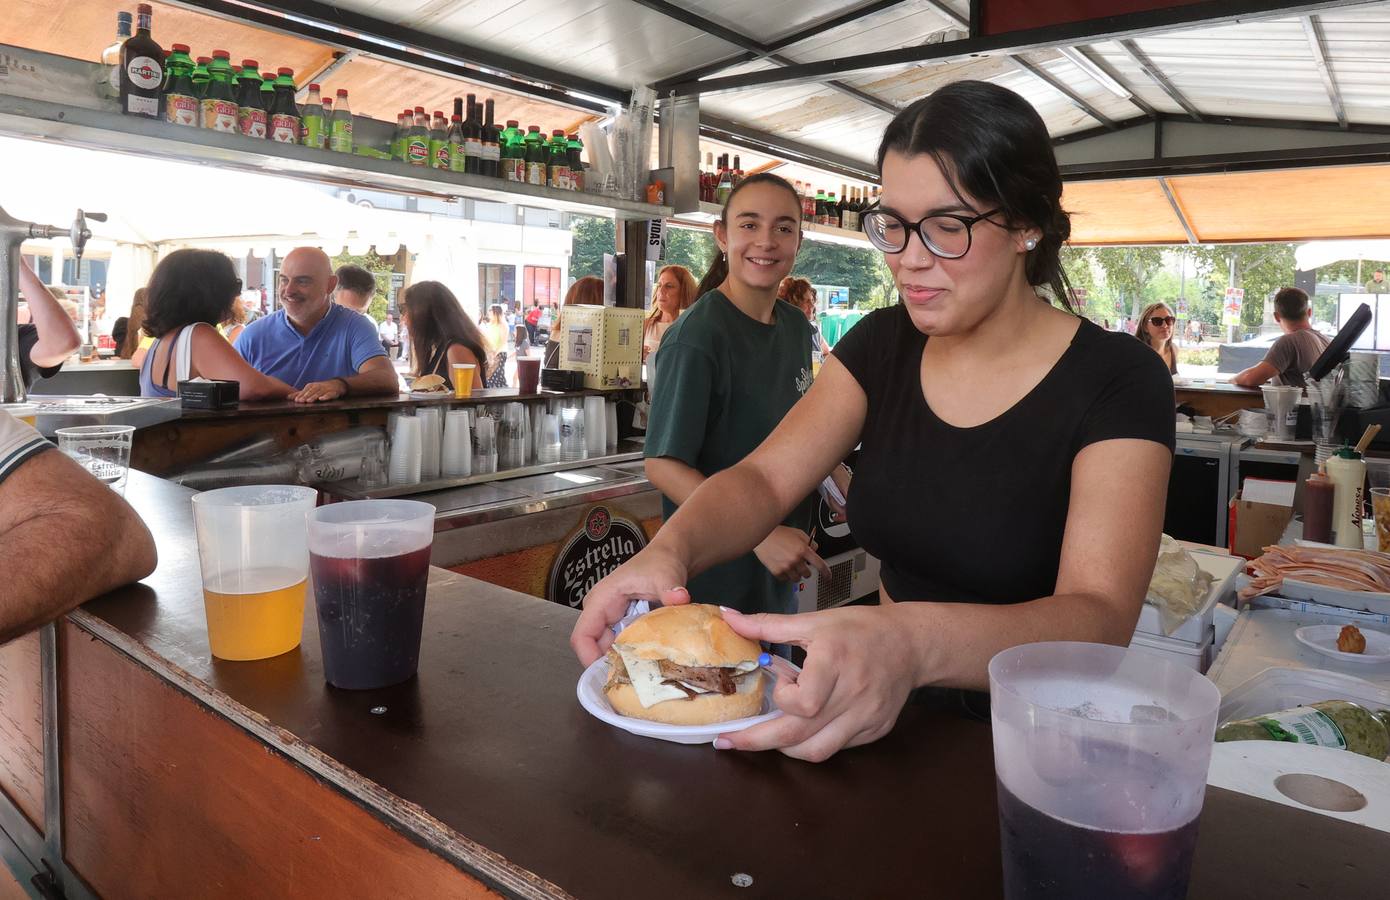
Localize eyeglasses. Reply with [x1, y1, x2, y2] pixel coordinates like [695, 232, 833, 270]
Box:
[1149, 316, 1176, 327]
[859, 205, 1003, 258]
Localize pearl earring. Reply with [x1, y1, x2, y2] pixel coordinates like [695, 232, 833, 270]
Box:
[1025, 238, 1038, 251]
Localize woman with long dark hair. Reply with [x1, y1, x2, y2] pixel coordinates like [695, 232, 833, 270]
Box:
[139, 250, 295, 400]
[1134, 301, 1179, 374]
[401, 281, 489, 391]
[575, 81, 1175, 760]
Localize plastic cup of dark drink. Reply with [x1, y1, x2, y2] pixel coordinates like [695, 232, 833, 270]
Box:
[516, 355, 541, 394]
[988, 642, 1220, 900]
[307, 499, 435, 690]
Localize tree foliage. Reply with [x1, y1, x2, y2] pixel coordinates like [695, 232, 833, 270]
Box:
[1191, 244, 1297, 328]
[569, 215, 615, 281]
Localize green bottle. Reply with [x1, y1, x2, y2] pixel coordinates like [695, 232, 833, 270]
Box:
[546, 129, 570, 190]
[191, 55, 210, 98]
[500, 120, 524, 182]
[200, 50, 238, 133]
[406, 106, 430, 167]
[447, 113, 465, 172]
[523, 125, 546, 186]
[160, 44, 198, 128]
[391, 109, 408, 162]
[429, 110, 449, 170]
[236, 59, 267, 138]
[259, 62, 276, 118]
[268, 67, 300, 144]
[567, 134, 585, 192]
[329, 88, 353, 153]
[300, 83, 325, 148]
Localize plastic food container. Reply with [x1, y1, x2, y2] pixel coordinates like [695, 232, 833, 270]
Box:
[1130, 626, 1215, 673]
[1217, 666, 1390, 727]
[1136, 550, 1243, 643]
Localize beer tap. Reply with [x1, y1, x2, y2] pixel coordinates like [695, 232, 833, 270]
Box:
[1, 206, 105, 403]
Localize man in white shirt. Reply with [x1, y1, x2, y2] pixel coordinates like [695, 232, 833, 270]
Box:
[0, 411, 156, 641]
[378, 313, 400, 359]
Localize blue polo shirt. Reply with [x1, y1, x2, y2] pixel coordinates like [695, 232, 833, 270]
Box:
[235, 303, 387, 389]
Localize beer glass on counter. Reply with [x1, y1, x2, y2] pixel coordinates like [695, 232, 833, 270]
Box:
[191, 485, 318, 660]
[307, 499, 434, 690]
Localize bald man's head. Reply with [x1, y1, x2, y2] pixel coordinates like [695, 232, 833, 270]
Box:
[277, 247, 337, 332]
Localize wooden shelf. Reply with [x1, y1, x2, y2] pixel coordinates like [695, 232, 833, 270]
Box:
[0, 93, 672, 221]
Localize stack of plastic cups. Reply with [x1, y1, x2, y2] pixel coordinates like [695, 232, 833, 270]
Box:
[1348, 352, 1380, 409]
[498, 404, 526, 470]
[560, 398, 586, 462]
[531, 403, 545, 461]
[584, 396, 606, 458]
[416, 406, 443, 481]
[388, 415, 422, 485]
[473, 414, 497, 475]
[605, 400, 619, 453]
[1306, 375, 1342, 467]
[538, 412, 561, 464]
[518, 402, 534, 464]
[443, 409, 472, 478]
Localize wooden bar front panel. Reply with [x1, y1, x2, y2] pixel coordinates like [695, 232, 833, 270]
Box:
[58, 621, 500, 899]
[0, 632, 44, 833]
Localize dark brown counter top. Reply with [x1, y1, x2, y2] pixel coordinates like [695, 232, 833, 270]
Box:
[77, 472, 1390, 898]
[1173, 380, 1262, 396]
[177, 387, 629, 420]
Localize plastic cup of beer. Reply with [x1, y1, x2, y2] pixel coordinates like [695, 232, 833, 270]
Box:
[516, 356, 541, 394]
[191, 485, 318, 661]
[307, 499, 435, 690]
[451, 364, 476, 398]
[55, 424, 134, 495]
[989, 642, 1220, 900]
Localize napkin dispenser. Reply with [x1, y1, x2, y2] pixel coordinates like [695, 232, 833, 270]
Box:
[178, 378, 240, 409]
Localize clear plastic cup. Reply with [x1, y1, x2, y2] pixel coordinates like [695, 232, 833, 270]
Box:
[989, 642, 1220, 900]
[191, 485, 318, 661]
[307, 499, 435, 690]
[56, 424, 135, 495]
[516, 356, 541, 394]
[451, 363, 475, 398]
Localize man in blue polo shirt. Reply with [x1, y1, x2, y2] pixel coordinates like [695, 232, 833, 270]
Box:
[235, 248, 399, 403]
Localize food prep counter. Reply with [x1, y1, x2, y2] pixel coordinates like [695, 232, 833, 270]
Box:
[0, 472, 1385, 898]
[1174, 380, 1264, 419]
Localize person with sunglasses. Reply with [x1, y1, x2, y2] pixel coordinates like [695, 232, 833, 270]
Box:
[572, 81, 1175, 762]
[139, 249, 297, 401]
[1134, 302, 1179, 374]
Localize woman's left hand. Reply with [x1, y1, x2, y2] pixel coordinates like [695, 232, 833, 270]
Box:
[715, 604, 918, 763]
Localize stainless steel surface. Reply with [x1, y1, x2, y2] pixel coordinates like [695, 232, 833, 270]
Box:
[0, 203, 70, 403]
[31, 395, 182, 436]
[417, 482, 533, 512]
[500, 467, 627, 495]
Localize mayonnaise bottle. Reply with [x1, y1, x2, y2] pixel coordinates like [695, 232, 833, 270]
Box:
[1326, 446, 1367, 548]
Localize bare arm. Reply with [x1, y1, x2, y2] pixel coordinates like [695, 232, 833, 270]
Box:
[17, 260, 80, 367]
[644, 456, 706, 505]
[290, 354, 400, 403]
[1231, 360, 1278, 387]
[187, 326, 296, 401]
[0, 449, 157, 644]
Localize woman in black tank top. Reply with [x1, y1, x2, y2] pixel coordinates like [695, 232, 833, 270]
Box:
[401, 281, 488, 391]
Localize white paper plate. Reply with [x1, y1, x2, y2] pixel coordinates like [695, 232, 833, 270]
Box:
[576, 656, 793, 745]
[1294, 624, 1390, 665]
[408, 391, 452, 400]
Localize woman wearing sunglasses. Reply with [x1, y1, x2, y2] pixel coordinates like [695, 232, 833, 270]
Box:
[572, 81, 1175, 761]
[1135, 302, 1179, 374]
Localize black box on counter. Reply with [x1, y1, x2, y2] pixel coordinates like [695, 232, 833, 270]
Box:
[178, 379, 240, 409]
[540, 368, 587, 392]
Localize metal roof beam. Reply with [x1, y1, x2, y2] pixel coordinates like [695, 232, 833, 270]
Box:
[1010, 55, 1117, 129]
[1157, 177, 1200, 245]
[698, 113, 880, 181]
[1302, 15, 1349, 129]
[165, 0, 628, 110]
[1117, 40, 1204, 122]
[630, 0, 899, 115]
[665, 0, 1371, 96]
[1065, 46, 1158, 118]
[655, 0, 915, 87]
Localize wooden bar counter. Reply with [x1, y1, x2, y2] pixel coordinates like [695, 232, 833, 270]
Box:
[1174, 380, 1264, 419]
[0, 473, 1385, 898]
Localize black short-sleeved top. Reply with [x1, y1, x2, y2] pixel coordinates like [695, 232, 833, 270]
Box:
[19, 324, 63, 389]
[834, 305, 1175, 606]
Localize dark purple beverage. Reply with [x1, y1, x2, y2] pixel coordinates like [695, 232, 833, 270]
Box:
[998, 780, 1200, 900]
[310, 545, 431, 690]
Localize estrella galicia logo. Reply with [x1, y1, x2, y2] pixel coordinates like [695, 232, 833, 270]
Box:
[547, 505, 646, 608]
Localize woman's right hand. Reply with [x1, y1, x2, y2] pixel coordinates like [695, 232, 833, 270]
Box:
[570, 545, 692, 666]
[755, 526, 832, 582]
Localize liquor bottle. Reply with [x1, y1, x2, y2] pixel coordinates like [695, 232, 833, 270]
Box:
[160, 45, 197, 127]
[330, 89, 353, 153]
[300, 83, 325, 148]
[199, 50, 238, 133]
[463, 95, 483, 175]
[447, 114, 465, 172]
[524, 125, 547, 186]
[567, 134, 584, 192]
[715, 157, 733, 205]
[430, 111, 449, 169]
[268, 68, 301, 143]
[732, 154, 742, 187]
[235, 60, 267, 138]
[191, 56, 210, 98]
[547, 129, 570, 190]
[99, 12, 133, 101]
[406, 106, 430, 167]
[500, 121, 524, 182]
[119, 4, 164, 119]
[482, 99, 501, 178]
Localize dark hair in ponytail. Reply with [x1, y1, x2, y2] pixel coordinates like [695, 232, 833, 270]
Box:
[694, 173, 803, 299]
[876, 80, 1076, 313]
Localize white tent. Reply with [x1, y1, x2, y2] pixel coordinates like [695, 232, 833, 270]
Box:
[1295, 240, 1390, 273]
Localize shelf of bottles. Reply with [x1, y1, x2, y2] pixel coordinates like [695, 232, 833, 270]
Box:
[8, 4, 671, 222]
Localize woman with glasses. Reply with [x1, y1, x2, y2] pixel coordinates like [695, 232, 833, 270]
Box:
[572, 81, 1174, 761]
[1135, 302, 1179, 374]
[139, 249, 296, 400]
